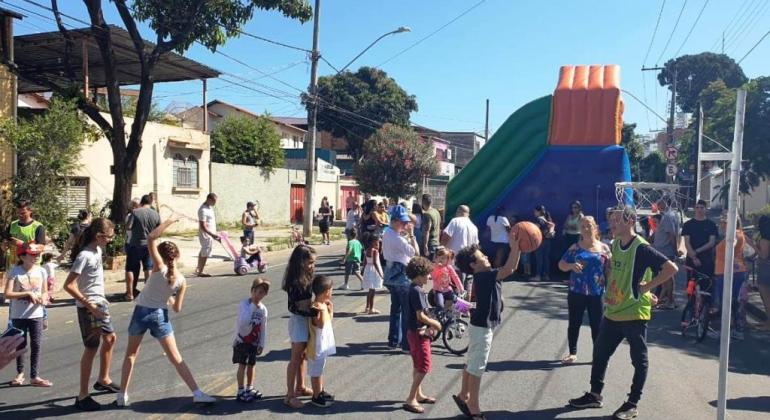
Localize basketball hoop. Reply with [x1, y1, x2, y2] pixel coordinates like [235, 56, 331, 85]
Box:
[614, 182, 686, 217]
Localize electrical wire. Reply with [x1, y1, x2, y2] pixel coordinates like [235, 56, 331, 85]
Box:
[738, 28, 770, 63]
[726, 0, 770, 53]
[672, 0, 710, 57]
[710, 0, 753, 51]
[722, 0, 766, 49]
[655, 0, 689, 64]
[643, 0, 667, 65]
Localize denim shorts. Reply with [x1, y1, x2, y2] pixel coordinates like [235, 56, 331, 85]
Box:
[128, 305, 173, 339]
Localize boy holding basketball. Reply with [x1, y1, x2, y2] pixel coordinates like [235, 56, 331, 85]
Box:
[452, 228, 521, 418]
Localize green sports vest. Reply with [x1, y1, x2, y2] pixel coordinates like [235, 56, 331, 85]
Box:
[6, 220, 42, 266]
[605, 236, 654, 321]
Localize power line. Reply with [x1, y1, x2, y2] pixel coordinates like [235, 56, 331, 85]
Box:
[643, 0, 667, 65]
[726, 0, 770, 53]
[377, 0, 487, 67]
[655, 0, 689, 64]
[234, 28, 310, 53]
[723, 0, 766, 49]
[738, 28, 770, 63]
[210, 48, 305, 94]
[710, 0, 753, 51]
[672, 0, 710, 57]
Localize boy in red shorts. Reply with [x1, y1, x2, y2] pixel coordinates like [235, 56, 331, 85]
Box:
[403, 256, 442, 414]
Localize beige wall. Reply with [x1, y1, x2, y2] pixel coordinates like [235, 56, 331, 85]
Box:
[744, 178, 770, 218]
[77, 114, 210, 232]
[0, 16, 16, 201]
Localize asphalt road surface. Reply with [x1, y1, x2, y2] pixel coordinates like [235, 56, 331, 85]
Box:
[2, 243, 769, 419]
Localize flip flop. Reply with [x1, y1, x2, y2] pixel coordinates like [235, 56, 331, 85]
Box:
[453, 394, 471, 417]
[295, 387, 313, 397]
[402, 403, 425, 414]
[561, 354, 578, 364]
[418, 396, 437, 404]
[368, 309, 381, 314]
[30, 378, 53, 387]
[283, 396, 303, 408]
[9, 377, 24, 387]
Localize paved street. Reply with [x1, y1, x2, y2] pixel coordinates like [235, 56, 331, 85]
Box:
[1, 243, 769, 419]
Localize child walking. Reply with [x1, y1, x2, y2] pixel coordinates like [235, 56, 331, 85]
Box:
[431, 247, 464, 311]
[116, 218, 215, 407]
[452, 230, 520, 419]
[362, 235, 384, 314]
[233, 278, 270, 402]
[5, 243, 52, 387]
[340, 230, 363, 290]
[306, 275, 336, 407]
[282, 245, 318, 409]
[402, 256, 442, 414]
[63, 218, 120, 411]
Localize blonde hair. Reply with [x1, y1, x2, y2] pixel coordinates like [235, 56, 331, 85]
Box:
[581, 216, 601, 241]
[251, 277, 270, 294]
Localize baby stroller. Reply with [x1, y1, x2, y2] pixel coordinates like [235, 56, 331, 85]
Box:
[219, 231, 267, 275]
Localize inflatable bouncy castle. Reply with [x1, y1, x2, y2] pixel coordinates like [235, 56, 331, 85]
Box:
[445, 65, 632, 248]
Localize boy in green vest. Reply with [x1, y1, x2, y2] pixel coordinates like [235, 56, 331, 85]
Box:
[569, 206, 677, 420]
[4, 200, 46, 267]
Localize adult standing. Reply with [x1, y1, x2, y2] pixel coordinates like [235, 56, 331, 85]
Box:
[563, 201, 585, 249]
[125, 195, 160, 301]
[714, 217, 748, 340]
[345, 204, 361, 242]
[441, 205, 479, 255]
[382, 206, 418, 351]
[420, 194, 442, 259]
[241, 202, 260, 245]
[486, 207, 511, 268]
[317, 197, 332, 246]
[124, 198, 140, 255]
[533, 205, 556, 282]
[650, 197, 680, 309]
[194, 193, 220, 278]
[359, 199, 378, 239]
[557, 216, 609, 364]
[752, 215, 770, 331]
[58, 209, 92, 263]
[682, 200, 718, 277]
[568, 206, 677, 419]
[411, 203, 424, 251]
[374, 202, 390, 230]
[4, 200, 46, 267]
[147, 192, 159, 213]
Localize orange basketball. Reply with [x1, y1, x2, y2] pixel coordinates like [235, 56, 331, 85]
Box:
[512, 221, 543, 253]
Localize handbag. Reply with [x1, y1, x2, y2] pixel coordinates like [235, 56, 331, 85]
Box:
[743, 242, 756, 259]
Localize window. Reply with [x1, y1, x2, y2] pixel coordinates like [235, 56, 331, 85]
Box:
[173, 153, 198, 188]
[446, 148, 452, 161]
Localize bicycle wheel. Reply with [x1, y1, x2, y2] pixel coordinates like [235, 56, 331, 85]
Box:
[442, 318, 470, 355]
[680, 298, 695, 337]
[696, 299, 711, 342]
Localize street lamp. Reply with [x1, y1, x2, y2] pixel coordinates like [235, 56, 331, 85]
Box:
[337, 26, 411, 73]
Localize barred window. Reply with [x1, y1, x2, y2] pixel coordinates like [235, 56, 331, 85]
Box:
[173, 154, 198, 188]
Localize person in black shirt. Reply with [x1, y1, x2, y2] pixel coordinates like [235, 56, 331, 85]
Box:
[452, 230, 521, 419]
[402, 257, 442, 414]
[682, 200, 718, 276]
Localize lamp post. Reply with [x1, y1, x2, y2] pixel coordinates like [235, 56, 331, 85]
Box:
[337, 26, 411, 73]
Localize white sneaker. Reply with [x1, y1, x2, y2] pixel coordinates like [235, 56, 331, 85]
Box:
[116, 393, 129, 407]
[338, 284, 349, 290]
[193, 393, 216, 404]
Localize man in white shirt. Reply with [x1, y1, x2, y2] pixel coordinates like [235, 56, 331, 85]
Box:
[442, 205, 479, 254]
[194, 193, 220, 277]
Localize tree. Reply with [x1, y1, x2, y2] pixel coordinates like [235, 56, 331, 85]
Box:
[211, 115, 285, 171]
[658, 52, 748, 113]
[313, 67, 418, 161]
[639, 151, 667, 183]
[16, 1, 312, 223]
[621, 123, 644, 180]
[0, 98, 99, 246]
[698, 78, 770, 196]
[353, 124, 438, 199]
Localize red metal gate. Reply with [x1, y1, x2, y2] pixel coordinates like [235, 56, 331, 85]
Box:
[290, 184, 305, 224]
[340, 186, 360, 212]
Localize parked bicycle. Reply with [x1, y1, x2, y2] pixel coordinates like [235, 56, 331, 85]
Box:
[427, 292, 473, 355]
[680, 266, 719, 342]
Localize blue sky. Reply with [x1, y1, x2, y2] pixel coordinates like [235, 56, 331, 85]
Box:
[6, 0, 770, 138]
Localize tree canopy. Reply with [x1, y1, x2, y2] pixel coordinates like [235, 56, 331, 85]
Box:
[658, 52, 748, 113]
[313, 67, 418, 161]
[621, 123, 644, 180]
[211, 115, 285, 171]
[353, 124, 437, 199]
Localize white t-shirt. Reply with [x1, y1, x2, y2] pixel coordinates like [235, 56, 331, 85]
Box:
[233, 298, 268, 348]
[136, 268, 184, 309]
[487, 215, 510, 244]
[345, 210, 359, 230]
[443, 216, 479, 253]
[43, 262, 57, 279]
[382, 228, 416, 266]
[198, 204, 217, 241]
[70, 247, 105, 308]
[8, 265, 47, 319]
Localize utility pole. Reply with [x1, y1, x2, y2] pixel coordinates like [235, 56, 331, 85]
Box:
[695, 104, 704, 201]
[303, 0, 321, 237]
[484, 99, 490, 145]
[642, 65, 677, 183]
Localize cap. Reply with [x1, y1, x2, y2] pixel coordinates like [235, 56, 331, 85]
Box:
[390, 205, 411, 223]
[16, 242, 41, 257]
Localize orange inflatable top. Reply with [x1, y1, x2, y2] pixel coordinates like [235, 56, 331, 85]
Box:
[548, 65, 623, 146]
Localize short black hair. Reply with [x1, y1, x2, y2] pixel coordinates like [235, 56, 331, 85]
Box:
[696, 199, 707, 207]
[140, 194, 152, 206]
[421, 194, 432, 205]
[312, 275, 333, 296]
[207, 192, 217, 201]
[77, 209, 89, 221]
[16, 199, 31, 210]
[405, 256, 432, 280]
[455, 244, 481, 275]
[349, 229, 357, 239]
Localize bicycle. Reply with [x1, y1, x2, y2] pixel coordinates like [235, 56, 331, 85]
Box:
[288, 225, 305, 249]
[680, 266, 719, 342]
[427, 292, 473, 355]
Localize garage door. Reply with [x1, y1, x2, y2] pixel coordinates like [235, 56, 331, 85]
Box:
[290, 184, 304, 224]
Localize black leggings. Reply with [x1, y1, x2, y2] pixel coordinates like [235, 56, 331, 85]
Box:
[12, 318, 44, 378]
[567, 292, 603, 355]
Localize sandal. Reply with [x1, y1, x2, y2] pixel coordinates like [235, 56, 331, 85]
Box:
[418, 396, 437, 404]
[403, 403, 425, 414]
[283, 396, 303, 408]
[295, 387, 313, 397]
[30, 377, 53, 387]
[561, 354, 578, 364]
[453, 394, 471, 416]
[198, 273, 212, 278]
[10, 375, 24, 386]
[368, 309, 381, 314]
[467, 413, 486, 419]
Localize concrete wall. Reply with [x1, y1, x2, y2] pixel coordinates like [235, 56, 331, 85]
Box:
[76, 115, 210, 232]
[0, 15, 16, 203]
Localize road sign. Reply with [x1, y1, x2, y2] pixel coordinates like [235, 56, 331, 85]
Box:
[666, 146, 678, 160]
[666, 163, 677, 176]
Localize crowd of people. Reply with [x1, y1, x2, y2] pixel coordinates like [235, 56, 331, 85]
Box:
[1, 193, 770, 419]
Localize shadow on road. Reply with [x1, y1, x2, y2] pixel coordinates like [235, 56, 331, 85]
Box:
[708, 395, 770, 413]
[486, 359, 590, 372]
[336, 342, 401, 357]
